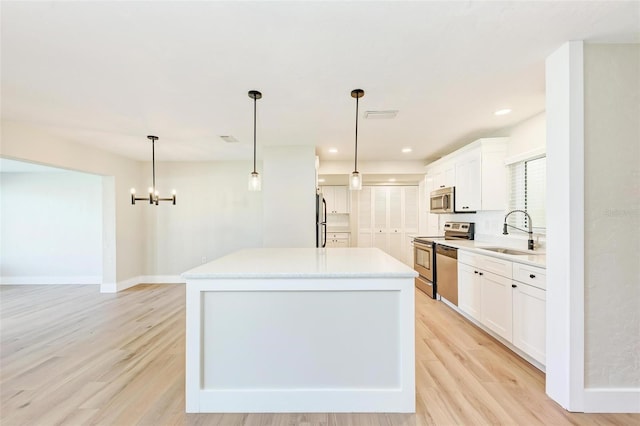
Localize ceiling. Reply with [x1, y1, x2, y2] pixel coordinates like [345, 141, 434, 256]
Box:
[1, 1, 638, 164]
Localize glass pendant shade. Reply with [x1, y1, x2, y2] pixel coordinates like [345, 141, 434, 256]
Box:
[350, 171, 362, 191]
[248, 171, 261, 191]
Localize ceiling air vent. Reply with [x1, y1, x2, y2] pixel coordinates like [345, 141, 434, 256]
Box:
[220, 135, 239, 143]
[364, 110, 398, 119]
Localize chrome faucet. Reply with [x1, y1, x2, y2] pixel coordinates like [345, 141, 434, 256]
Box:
[503, 210, 535, 250]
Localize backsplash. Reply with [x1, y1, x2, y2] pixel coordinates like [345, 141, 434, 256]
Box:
[437, 211, 546, 250]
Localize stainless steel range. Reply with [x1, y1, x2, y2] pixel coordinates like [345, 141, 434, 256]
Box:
[412, 222, 474, 299]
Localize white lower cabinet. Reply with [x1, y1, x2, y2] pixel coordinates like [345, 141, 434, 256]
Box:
[479, 271, 513, 341]
[326, 232, 350, 248]
[513, 276, 546, 365]
[458, 263, 482, 319]
[458, 250, 546, 367]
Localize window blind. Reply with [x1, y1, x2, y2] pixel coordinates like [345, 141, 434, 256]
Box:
[508, 156, 546, 231]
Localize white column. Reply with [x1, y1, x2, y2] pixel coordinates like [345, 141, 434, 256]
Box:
[545, 40, 585, 411]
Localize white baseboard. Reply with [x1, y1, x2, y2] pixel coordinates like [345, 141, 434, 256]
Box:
[584, 388, 640, 413]
[139, 275, 185, 284]
[100, 275, 185, 293]
[0, 275, 102, 285]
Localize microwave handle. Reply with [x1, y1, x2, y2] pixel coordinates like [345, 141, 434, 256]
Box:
[443, 194, 449, 210]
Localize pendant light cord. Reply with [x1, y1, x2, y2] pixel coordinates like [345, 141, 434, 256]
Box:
[152, 138, 156, 192]
[253, 96, 257, 174]
[354, 95, 359, 172]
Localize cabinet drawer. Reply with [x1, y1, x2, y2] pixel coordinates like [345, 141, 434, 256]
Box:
[458, 251, 478, 268]
[328, 232, 350, 240]
[478, 255, 512, 279]
[513, 263, 546, 290]
[459, 250, 512, 279]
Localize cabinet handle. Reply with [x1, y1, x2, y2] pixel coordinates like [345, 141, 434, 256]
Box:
[474, 270, 478, 274]
[529, 274, 536, 279]
[479, 272, 483, 276]
[512, 284, 517, 288]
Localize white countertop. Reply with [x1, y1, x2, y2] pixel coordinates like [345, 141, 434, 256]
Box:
[182, 247, 418, 279]
[434, 239, 546, 268]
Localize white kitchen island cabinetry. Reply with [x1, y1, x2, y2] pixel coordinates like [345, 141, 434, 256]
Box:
[182, 248, 417, 413]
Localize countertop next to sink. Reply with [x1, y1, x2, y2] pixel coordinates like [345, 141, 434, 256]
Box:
[435, 240, 546, 268]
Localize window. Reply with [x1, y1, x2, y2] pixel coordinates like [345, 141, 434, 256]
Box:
[508, 156, 546, 232]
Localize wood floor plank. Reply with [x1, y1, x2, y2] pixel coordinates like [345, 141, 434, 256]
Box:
[1, 284, 638, 425]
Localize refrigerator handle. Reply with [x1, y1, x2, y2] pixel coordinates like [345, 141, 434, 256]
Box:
[322, 199, 327, 247]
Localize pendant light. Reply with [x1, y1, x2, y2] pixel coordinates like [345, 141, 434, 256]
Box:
[349, 89, 364, 190]
[248, 90, 262, 191]
[130, 135, 176, 205]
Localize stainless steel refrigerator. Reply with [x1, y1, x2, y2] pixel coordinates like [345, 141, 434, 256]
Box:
[316, 191, 326, 248]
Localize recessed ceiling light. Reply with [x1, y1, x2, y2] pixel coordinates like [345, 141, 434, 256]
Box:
[220, 135, 239, 143]
[388, 178, 396, 182]
[328, 148, 338, 153]
[401, 147, 412, 153]
[318, 178, 326, 183]
[494, 108, 512, 116]
[364, 110, 398, 119]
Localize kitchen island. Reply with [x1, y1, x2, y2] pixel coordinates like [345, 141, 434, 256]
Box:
[182, 247, 417, 413]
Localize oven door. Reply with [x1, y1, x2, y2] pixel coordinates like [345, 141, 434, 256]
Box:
[413, 241, 434, 282]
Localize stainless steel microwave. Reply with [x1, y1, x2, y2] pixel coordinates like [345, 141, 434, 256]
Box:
[430, 187, 455, 214]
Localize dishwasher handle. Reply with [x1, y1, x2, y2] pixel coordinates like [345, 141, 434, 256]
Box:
[436, 244, 458, 259]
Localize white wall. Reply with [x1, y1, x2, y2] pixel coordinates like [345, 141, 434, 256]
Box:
[506, 112, 546, 159]
[1, 121, 143, 289]
[584, 44, 640, 389]
[0, 171, 103, 283]
[262, 146, 316, 248]
[142, 161, 262, 277]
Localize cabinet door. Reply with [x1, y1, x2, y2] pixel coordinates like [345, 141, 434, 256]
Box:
[513, 282, 546, 364]
[322, 186, 335, 213]
[373, 187, 388, 230]
[388, 230, 403, 261]
[373, 230, 388, 253]
[358, 187, 373, 231]
[358, 232, 372, 248]
[388, 187, 402, 229]
[480, 271, 513, 341]
[333, 186, 350, 213]
[455, 152, 481, 212]
[403, 186, 419, 233]
[458, 263, 482, 320]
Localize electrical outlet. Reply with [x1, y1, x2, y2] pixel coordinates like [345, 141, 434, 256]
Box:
[201, 256, 207, 264]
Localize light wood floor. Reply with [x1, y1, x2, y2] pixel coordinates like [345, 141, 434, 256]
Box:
[1, 284, 637, 426]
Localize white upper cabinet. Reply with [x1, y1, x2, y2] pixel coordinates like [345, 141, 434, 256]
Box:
[322, 186, 350, 214]
[454, 150, 481, 212]
[431, 163, 456, 190]
[426, 137, 508, 212]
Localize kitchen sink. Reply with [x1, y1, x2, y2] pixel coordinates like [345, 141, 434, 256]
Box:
[480, 247, 537, 256]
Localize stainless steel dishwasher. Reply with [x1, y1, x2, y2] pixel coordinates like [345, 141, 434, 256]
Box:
[436, 244, 458, 306]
